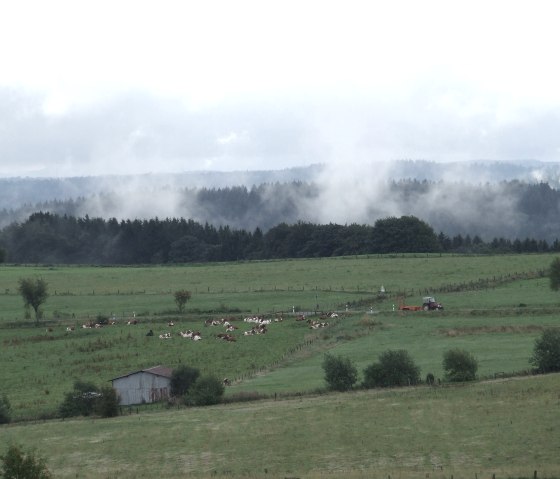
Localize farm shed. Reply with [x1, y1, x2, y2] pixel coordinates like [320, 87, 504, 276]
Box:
[111, 365, 173, 406]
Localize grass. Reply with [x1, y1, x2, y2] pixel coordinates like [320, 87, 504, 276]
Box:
[2, 373, 559, 478]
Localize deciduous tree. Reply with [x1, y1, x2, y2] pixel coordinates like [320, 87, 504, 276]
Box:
[322, 354, 358, 392]
[530, 328, 560, 373]
[17, 277, 48, 324]
[362, 349, 420, 388]
[442, 349, 478, 382]
[174, 289, 192, 313]
[170, 365, 200, 397]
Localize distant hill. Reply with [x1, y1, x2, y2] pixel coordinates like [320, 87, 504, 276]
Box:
[2, 160, 560, 241]
[2, 160, 559, 209]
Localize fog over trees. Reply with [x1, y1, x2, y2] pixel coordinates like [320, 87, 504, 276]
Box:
[1, 161, 560, 264]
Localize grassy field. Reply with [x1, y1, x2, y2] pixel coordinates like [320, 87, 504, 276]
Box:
[2, 374, 559, 478]
[1, 253, 560, 477]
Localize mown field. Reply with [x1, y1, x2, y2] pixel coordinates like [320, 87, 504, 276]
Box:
[1, 253, 560, 477]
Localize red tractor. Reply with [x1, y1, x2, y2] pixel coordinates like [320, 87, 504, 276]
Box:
[422, 296, 444, 311]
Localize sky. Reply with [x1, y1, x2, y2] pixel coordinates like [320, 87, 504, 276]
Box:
[1, 0, 560, 178]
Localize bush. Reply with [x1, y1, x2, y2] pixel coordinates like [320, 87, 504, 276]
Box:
[59, 381, 100, 418]
[443, 348, 478, 382]
[362, 349, 420, 388]
[59, 382, 119, 418]
[184, 376, 225, 406]
[322, 354, 358, 392]
[1, 444, 52, 479]
[170, 365, 200, 397]
[530, 328, 560, 373]
[0, 394, 11, 424]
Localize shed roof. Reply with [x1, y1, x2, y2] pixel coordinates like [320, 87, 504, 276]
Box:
[111, 365, 173, 381]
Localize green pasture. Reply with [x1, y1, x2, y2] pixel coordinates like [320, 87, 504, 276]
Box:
[2, 374, 559, 478]
[1, 253, 560, 476]
[0, 254, 559, 420]
[0, 253, 555, 321]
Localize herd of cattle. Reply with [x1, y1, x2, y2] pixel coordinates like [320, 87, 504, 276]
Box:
[72, 311, 340, 343]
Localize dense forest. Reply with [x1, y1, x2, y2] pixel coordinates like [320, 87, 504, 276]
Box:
[0, 212, 556, 265]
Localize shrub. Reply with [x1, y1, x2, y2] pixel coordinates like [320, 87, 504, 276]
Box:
[530, 328, 560, 373]
[184, 375, 225, 406]
[1, 444, 52, 479]
[59, 381, 100, 417]
[170, 365, 200, 397]
[0, 394, 11, 424]
[322, 354, 358, 391]
[362, 349, 420, 388]
[443, 348, 478, 382]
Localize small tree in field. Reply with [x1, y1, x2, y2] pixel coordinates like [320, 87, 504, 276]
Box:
[322, 354, 358, 392]
[1, 444, 52, 479]
[17, 277, 48, 325]
[530, 328, 560, 373]
[174, 289, 192, 313]
[443, 348, 478, 382]
[362, 349, 421, 388]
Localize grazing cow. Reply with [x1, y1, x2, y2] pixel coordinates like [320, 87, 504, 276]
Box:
[66, 326, 74, 332]
[159, 332, 172, 339]
[127, 319, 139, 325]
[223, 378, 231, 386]
[168, 321, 174, 327]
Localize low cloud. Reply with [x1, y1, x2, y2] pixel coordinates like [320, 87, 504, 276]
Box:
[2, 86, 560, 180]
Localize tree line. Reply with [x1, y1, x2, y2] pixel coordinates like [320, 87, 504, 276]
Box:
[0, 212, 558, 265]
